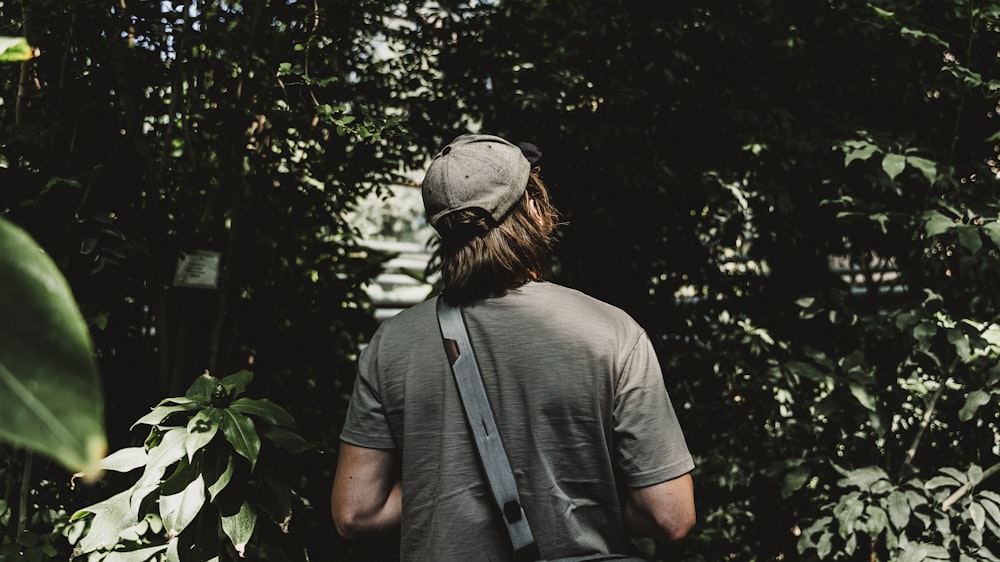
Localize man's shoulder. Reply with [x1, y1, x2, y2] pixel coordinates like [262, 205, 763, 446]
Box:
[526, 281, 634, 315]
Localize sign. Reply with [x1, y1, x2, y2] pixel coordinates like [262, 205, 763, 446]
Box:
[173, 250, 221, 289]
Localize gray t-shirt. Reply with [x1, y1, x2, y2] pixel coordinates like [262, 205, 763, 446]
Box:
[340, 281, 694, 561]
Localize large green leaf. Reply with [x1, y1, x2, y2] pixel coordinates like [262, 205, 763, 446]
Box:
[229, 397, 296, 429]
[185, 407, 223, 460]
[71, 488, 134, 553]
[221, 409, 260, 471]
[0, 217, 105, 473]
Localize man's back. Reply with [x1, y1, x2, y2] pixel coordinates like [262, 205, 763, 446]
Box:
[340, 281, 693, 561]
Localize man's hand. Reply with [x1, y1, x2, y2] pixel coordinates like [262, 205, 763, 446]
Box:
[623, 473, 695, 542]
[331, 443, 401, 538]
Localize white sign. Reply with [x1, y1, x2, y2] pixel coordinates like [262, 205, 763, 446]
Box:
[173, 250, 221, 289]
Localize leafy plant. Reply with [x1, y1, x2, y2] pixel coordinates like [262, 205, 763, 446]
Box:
[799, 464, 1000, 561]
[67, 370, 311, 561]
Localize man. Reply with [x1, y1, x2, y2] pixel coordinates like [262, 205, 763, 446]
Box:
[332, 134, 695, 561]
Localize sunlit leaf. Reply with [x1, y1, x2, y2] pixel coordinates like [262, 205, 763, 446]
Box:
[849, 383, 877, 412]
[72, 489, 134, 553]
[159, 475, 205, 536]
[0, 36, 34, 61]
[881, 153, 906, 180]
[207, 456, 234, 501]
[93, 447, 147, 474]
[923, 211, 955, 237]
[221, 501, 257, 557]
[887, 490, 909, 530]
[104, 544, 168, 562]
[184, 407, 222, 460]
[959, 390, 991, 421]
[132, 403, 198, 430]
[842, 140, 878, 166]
[905, 155, 936, 184]
[0, 217, 106, 474]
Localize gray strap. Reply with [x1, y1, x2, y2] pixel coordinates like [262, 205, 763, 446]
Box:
[436, 297, 538, 560]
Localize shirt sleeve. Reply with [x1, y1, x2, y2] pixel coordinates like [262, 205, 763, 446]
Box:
[613, 331, 695, 488]
[339, 327, 398, 450]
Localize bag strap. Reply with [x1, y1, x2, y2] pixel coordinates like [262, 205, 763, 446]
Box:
[436, 297, 540, 562]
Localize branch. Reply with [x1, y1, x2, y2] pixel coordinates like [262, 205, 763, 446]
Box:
[901, 379, 947, 468]
[942, 462, 1000, 511]
[902, 313, 1000, 470]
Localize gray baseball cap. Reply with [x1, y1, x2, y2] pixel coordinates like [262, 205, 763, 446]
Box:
[421, 134, 531, 230]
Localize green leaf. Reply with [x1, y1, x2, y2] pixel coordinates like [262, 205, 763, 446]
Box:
[220, 370, 253, 398]
[865, 505, 889, 535]
[924, 475, 960, 490]
[130, 428, 187, 517]
[979, 494, 1000, 526]
[816, 530, 832, 558]
[984, 223, 1000, 248]
[959, 390, 991, 421]
[72, 489, 134, 553]
[254, 478, 292, 529]
[905, 156, 936, 184]
[834, 492, 865, 532]
[849, 383, 878, 412]
[104, 544, 169, 562]
[262, 425, 313, 454]
[94, 447, 147, 474]
[887, 490, 909, 530]
[881, 153, 906, 180]
[221, 501, 257, 557]
[159, 475, 206, 536]
[781, 466, 810, 498]
[0, 36, 34, 62]
[971, 503, 986, 530]
[184, 407, 223, 460]
[923, 211, 956, 237]
[843, 141, 879, 166]
[957, 225, 983, 254]
[0, 217, 106, 474]
[185, 373, 220, 405]
[132, 403, 198, 430]
[839, 466, 889, 491]
[229, 397, 296, 429]
[207, 456, 234, 501]
[221, 409, 260, 470]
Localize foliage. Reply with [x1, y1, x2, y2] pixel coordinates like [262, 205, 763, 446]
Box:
[799, 464, 1000, 560]
[0, 216, 106, 474]
[1, 1, 412, 559]
[4, 0, 1000, 560]
[0, 467, 76, 561]
[67, 370, 311, 561]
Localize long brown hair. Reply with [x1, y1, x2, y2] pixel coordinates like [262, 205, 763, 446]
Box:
[434, 172, 561, 304]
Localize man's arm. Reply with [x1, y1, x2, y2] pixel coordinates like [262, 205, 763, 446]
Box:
[623, 473, 695, 542]
[331, 442, 401, 538]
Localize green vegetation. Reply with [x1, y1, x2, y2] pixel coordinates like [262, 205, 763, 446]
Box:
[1, 0, 999, 560]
